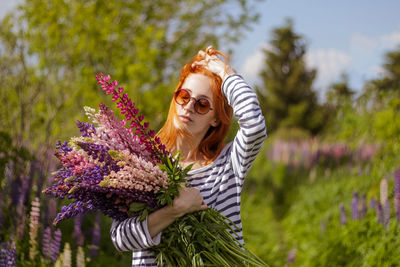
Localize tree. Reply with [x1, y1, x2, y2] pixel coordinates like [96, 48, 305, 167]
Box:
[0, 0, 260, 164]
[360, 48, 400, 109]
[326, 73, 355, 108]
[257, 18, 326, 136]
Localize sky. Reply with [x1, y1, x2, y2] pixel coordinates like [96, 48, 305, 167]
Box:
[229, 0, 400, 99]
[1, 0, 400, 100]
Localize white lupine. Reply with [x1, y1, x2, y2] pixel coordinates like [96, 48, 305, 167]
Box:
[380, 178, 388, 206]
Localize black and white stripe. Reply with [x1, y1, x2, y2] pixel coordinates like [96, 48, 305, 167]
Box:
[110, 74, 267, 266]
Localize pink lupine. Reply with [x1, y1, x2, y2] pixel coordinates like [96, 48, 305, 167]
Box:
[96, 74, 167, 159]
[101, 150, 169, 193]
[29, 197, 40, 261]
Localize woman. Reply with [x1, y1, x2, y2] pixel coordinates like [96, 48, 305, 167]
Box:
[110, 46, 267, 266]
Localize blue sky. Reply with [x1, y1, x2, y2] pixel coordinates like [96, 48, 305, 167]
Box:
[229, 0, 400, 99]
[2, 0, 399, 100]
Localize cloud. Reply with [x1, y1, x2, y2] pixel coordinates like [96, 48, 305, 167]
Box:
[239, 43, 271, 83]
[350, 26, 400, 53]
[380, 27, 400, 49]
[305, 49, 352, 89]
[350, 33, 378, 52]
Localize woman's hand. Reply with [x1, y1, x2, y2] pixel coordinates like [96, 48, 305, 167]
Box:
[192, 45, 236, 81]
[147, 186, 207, 237]
[171, 187, 208, 218]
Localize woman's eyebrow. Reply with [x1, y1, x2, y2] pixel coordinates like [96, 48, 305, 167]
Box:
[180, 88, 211, 100]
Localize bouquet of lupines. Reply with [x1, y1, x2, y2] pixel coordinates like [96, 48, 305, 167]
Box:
[44, 74, 267, 267]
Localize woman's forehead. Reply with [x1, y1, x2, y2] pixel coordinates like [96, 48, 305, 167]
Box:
[182, 74, 212, 96]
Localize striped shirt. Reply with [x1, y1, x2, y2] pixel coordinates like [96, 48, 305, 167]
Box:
[110, 74, 267, 266]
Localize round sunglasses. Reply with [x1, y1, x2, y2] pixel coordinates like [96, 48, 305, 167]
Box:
[174, 89, 214, 115]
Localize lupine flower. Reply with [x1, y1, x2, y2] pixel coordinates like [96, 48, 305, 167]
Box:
[285, 246, 297, 266]
[0, 191, 3, 233]
[383, 199, 391, 228]
[340, 203, 347, 225]
[320, 219, 326, 234]
[370, 197, 377, 210]
[394, 168, 400, 222]
[42, 227, 53, 259]
[72, 214, 84, 246]
[51, 229, 62, 262]
[29, 197, 40, 261]
[376, 202, 384, 225]
[62, 242, 72, 267]
[0, 240, 16, 267]
[351, 191, 359, 220]
[380, 178, 388, 206]
[76, 246, 86, 267]
[90, 213, 101, 258]
[359, 193, 367, 219]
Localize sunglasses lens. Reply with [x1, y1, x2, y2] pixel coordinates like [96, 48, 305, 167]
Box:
[195, 99, 210, 114]
[175, 89, 190, 104]
[174, 89, 212, 114]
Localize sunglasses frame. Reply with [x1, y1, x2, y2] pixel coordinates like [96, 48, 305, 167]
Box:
[174, 89, 214, 115]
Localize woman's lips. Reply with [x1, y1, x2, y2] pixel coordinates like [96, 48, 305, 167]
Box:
[179, 115, 192, 122]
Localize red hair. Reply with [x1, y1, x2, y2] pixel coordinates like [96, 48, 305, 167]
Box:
[157, 48, 233, 163]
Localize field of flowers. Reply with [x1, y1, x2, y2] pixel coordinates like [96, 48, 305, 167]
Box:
[1, 85, 399, 266]
[241, 97, 400, 266]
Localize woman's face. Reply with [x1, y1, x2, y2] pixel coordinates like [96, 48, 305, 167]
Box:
[175, 73, 218, 138]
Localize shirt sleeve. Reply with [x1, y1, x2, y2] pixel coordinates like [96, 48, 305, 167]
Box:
[110, 215, 161, 251]
[222, 74, 267, 186]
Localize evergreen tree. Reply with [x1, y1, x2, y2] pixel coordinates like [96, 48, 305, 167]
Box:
[360, 48, 400, 109]
[326, 73, 355, 108]
[257, 18, 326, 136]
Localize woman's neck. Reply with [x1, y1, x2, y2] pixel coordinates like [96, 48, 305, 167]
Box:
[174, 134, 204, 165]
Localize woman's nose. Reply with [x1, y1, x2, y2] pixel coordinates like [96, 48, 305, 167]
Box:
[184, 98, 196, 112]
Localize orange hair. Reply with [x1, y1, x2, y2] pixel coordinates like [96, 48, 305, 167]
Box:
[157, 48, 233, 163]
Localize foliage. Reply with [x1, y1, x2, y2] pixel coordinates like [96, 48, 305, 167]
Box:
[0, 0, 260, 165]
[325, 73, 355, 108]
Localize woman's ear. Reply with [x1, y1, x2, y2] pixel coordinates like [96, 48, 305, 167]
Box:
[211, 119, 220, 127]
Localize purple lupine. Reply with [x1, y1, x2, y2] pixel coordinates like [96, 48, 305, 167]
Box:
[376, 202, 384, 225]
[320, 219, 326, 234]
[76, 120, 96, 137]
[286, 246, 297, 266]
[0, 190, 3, 233]
[72, 214, 84, 246]
[51, 229, 62, 262]
[0, 240, 16, 267]
[340, 203, 347, 225]
[380, 178, 388, 206]
[42, 227, 53, 259]
[351, 191, 359, 220]
[90, 213, 102, 258]
[383, 199, 391, 228]
[370, 197, 377, 210]
[359, 193, 367, 219]
[394, 168, 400, 222]
[53, 201, 95, 225]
